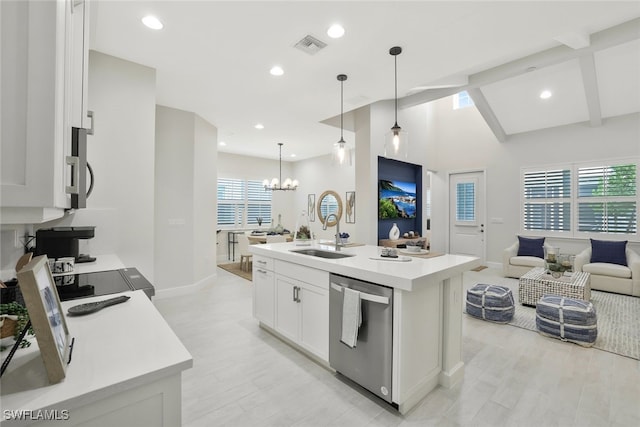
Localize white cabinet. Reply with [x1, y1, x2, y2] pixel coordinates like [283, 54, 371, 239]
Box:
[67, 0, 91, 130]
[253, 255, 275, 327]
[0, 0, 90, 224]
[273, 260, 329, 361]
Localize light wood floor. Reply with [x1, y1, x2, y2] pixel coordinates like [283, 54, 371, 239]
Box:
[153, 267, 640, 427]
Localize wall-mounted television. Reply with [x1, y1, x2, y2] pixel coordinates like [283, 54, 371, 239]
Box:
[379, 179, 417, 219]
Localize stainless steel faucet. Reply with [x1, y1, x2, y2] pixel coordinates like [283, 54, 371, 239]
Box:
[323, 213, 341, 251]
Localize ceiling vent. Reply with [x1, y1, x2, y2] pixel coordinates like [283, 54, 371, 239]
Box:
[294, 35, 327, 55]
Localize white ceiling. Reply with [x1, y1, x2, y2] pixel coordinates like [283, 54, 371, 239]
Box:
[90, 1, 640, 161]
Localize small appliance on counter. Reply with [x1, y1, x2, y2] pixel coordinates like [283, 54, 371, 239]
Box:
[35, 226, 96, 263]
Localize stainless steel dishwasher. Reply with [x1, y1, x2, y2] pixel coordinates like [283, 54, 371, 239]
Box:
[329, 273, 394, 405]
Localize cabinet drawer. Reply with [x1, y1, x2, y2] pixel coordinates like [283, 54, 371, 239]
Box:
[274, 260, 329, 290]
[253, 255, 274, 271]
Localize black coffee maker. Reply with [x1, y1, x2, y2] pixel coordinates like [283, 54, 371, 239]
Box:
[35, 226, 96, 263]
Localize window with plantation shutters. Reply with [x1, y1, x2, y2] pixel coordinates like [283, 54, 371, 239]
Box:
[456, 181, 476, 224]
[577, 164, 637, 234]
[521, 160, 638, 238]
[217, 178, 272, 227]
[522, 169, 571, 232]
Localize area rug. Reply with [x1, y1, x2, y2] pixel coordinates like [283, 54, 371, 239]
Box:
[218, 263, 252, 282]
[464, 272, 640, 360]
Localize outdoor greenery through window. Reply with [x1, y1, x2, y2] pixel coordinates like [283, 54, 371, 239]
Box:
[217, 178, 272, 228]
[522, 161, 638, 237]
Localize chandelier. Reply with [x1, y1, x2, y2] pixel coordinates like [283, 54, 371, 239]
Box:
[263, 143, 298, 191]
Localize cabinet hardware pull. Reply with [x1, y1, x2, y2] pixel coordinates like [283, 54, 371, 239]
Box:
[65, 156, 79, 194]
[257, 260, 267, 264]
[292, 286, 297, 302]
[295, 286, 301, 303]
[87, 110, 95, 135]
[257, 269, 267, 274]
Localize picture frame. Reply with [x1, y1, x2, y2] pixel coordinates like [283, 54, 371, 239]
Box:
[17, 255, 71, 384]
[346, 191, 356, 223]
[308, 194, 316, 222]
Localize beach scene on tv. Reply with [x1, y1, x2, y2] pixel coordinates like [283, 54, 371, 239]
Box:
[379, 180, 417, 219]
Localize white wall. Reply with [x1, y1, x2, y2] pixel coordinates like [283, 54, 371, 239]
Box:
[291, 152, 356, 242]
[155, 105, 217, 291]
[193, 115, 218, 280]
[428, 95, 640, 263]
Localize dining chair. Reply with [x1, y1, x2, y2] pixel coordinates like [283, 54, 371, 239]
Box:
[237, 233, 253, 271]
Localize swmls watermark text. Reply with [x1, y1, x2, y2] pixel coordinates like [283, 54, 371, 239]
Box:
[3, 409, 70, 421]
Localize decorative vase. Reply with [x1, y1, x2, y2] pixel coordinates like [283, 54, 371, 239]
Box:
[389, 223, 400, 240]
[275, 214, 284, 234]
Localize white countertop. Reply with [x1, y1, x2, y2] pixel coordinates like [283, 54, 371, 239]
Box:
[0, 290, 192, 422]
[250, 242, 480, 291]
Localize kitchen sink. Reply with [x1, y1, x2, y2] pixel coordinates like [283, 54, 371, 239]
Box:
[289, 249, 355, 259]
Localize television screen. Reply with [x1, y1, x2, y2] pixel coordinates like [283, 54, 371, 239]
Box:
[379, 180, 417, 219]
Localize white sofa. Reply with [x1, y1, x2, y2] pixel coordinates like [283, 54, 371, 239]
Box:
[503, 241, 546, 278]
[574, 247, 640, 297]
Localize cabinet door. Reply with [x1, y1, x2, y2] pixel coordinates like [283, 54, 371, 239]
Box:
[299, 283, 329, 360]
[275, 276, 299, 343]
[253, 267, 274, 328]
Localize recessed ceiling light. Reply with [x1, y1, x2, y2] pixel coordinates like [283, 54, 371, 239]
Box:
[327, 24, 345, 39]
[290, 154, 297, 158]
[254, 123, 264, 129]
[219, 141, 226, 146]
[270, 66, 284, 76]
[540, 90, 552, 100]
[142, 15, 163, 30]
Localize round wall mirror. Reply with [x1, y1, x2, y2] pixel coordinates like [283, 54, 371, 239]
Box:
[317, 190, 343, 227]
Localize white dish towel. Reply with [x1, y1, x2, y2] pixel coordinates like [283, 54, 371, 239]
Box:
[341, 287, 362, 348]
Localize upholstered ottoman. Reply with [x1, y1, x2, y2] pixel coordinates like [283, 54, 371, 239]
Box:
[466, 284, 515, 323]
[536, 295, 597, 347]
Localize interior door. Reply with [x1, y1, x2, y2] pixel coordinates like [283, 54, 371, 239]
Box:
[449, 171, 485, 261]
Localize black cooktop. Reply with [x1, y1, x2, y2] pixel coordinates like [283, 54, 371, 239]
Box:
[53, 268, 155, 301]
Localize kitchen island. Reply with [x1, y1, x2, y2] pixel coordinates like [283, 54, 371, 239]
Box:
[250, 241, 480, 414]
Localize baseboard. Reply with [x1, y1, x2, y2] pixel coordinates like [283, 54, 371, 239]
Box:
[153, 272, 217, 300]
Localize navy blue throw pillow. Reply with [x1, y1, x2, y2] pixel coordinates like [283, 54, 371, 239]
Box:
[590, 239, 627, 266]
[517, 236, 545, 258]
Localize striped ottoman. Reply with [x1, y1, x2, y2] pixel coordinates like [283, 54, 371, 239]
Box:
[536, 295, 597, 347]
[466, 284, 515, 323]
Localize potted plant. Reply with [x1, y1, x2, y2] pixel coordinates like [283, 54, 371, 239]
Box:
[0, 301, 33, 350]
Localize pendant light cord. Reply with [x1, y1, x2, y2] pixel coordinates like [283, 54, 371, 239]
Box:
[340, 79, 344, 140]
[278, 143, 282, 187]
[394, 53, 398, 125]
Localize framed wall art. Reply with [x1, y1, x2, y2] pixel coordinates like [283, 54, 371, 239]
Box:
[346, 191, 356, 223]
[17, 255, 72, 384]
[308, 194, 316, 222]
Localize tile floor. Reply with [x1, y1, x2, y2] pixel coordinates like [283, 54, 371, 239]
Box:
[153, 267, 640, 427]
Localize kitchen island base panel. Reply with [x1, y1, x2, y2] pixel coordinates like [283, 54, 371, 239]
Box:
[393, 274, 465, 414]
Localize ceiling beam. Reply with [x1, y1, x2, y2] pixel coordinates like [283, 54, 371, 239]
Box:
[466, 88, 508, 142]
[399, 17, 640, 110]
[579, 53, 603, 127]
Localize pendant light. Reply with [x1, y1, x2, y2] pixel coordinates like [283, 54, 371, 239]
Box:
[263, 143, 298, 191]
[332, 74, 352, 167]
[384, 46, 408, 159]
